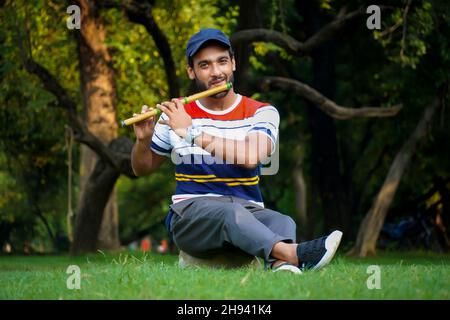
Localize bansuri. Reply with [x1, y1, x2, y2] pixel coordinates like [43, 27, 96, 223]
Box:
[121, 82, 232, 127]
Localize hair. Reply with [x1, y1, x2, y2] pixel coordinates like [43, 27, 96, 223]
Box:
[188, 40, 234, 68]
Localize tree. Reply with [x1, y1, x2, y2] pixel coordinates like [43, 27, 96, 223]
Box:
[349, 94, 444, 257]
[2, 0, 236, 253]
[74, 0, 121, 251]
[231, 2, 402, 238]
[348, 0, 450, 256]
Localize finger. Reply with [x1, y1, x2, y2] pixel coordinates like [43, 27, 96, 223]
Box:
[141, 105, 150, 113]
[157, 104, 172, 116]
[158, 119, 169, 125]
[161, 101, 177, 113]
[172, 98, 184, 110]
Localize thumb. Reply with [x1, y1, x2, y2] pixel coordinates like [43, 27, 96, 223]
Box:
[158, 119, 169, 125]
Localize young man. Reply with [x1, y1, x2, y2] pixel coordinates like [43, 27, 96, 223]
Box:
[131, 28, 342, 273]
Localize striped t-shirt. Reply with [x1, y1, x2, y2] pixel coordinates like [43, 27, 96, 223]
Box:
[150, 94, 279, 207]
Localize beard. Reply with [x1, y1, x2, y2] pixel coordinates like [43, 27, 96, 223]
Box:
[195, 73, 234, 99]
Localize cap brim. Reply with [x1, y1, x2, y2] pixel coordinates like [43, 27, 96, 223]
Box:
[188, 38, 231, 58]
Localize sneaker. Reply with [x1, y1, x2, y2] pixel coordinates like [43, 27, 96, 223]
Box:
[271, 262, 302, 275]
[297, 230, 343, 271]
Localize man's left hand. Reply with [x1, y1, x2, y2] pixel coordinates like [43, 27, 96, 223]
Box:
[157, 99, 192, 139]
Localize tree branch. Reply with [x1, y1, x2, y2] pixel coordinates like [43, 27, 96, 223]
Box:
[261, 76, 403, 119]
[20, 56, 134, 177]
[98, 0, 180, 97]
[231, 7, 365, 55]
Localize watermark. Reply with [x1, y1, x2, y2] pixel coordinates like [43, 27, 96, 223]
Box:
[169, 131, 279, 175]
[366, 265, 381, 289]
[66, 265, 81, 290]
[261, 137, 279, 175]
[66, 5, 80, 30]
[366, 5, 381, 30]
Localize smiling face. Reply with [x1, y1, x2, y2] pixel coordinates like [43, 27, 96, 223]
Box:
[187, 43, 236, 99]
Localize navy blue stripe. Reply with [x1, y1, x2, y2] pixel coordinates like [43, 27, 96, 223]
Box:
[248, 127, 275, 140]
[175, 181, 263, 203]
[253, 121, 277, 130]
[176, 161, 259, 179]
[151, 141, 172, 153]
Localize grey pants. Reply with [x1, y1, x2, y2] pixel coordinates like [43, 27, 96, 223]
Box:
[168, 196, 296, 263]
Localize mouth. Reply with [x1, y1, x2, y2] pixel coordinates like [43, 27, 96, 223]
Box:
[209, 79, 226, 87]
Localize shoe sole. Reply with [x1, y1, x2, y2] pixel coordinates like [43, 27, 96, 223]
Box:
[312, 230, 343, 270]
[273, 264, 303, 275]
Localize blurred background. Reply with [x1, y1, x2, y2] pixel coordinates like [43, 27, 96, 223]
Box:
[0, 0, 449, 258]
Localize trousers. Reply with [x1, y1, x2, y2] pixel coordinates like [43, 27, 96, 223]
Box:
[168, 196, 296, 262]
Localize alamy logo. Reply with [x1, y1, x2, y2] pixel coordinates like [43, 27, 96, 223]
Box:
[260, 136, 279, 175]
[66, 5, 80, 30]
[366, 5, 381, 30]
[366, 265, 381, 289]
[169, 131, 279, 175]
[66, 265, 81, 290]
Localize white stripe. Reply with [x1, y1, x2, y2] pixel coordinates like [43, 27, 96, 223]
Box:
[253, 121, 278, 130]
[172, 193, 264, 207]
[174, 145, 210, 156]
[195, 94, 242, 115]
[192, 118, 252, 128]
[254, 105, 278, 115]
[152, 136, 171, 149]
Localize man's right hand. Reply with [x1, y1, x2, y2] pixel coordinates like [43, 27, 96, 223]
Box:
[132, 105, 156, 143]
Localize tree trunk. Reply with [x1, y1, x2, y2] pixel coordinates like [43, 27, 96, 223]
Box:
[349, 96, 441, 257]
[297, 0, 349, 235]
[434, 176, 450, 245]
[234, 0, 262, 95]
[293, 164, 310, 241]
[71, 157, 120, 253]
[72, 0, 120, 253]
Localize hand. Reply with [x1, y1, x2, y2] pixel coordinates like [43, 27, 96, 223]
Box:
[157, 99, 192, 139]
[132, 105, 156, 144]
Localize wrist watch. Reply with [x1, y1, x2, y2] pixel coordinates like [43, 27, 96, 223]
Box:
[184, 124, 203, 145]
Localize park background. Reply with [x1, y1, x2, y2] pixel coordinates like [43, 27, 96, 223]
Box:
[0, 0, 449, 299]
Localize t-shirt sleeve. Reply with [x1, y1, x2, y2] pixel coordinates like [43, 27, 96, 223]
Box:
[247, 105, 279, 154]
[150, 113, 173, 157]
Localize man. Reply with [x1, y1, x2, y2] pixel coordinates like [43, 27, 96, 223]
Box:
[131, 28, 342, 274]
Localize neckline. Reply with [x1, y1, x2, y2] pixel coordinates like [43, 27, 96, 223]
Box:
[195, 94, 242, 115]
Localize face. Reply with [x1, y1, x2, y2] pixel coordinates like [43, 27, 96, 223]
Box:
[187, 44, 236, 99]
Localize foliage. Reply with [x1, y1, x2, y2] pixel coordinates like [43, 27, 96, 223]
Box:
[0, 0, 239, 251]
[0, 0, 78, 252]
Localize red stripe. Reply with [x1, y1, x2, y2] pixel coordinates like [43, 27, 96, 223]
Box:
[184, 96, 270, 120]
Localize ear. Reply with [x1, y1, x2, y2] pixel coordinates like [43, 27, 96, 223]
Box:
[186, 65, 195, 80]
[231, 57, 236, 72]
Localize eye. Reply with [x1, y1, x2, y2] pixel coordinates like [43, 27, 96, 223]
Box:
[199, 63, 208, 69]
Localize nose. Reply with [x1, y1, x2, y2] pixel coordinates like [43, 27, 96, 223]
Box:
[210, 62, 221, 77]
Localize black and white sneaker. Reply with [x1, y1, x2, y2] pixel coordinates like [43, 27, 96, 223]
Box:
[271, 262, 302, 275]
[296, 230, 343, 271]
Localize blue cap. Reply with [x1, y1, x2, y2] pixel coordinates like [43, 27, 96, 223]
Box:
[186, 28, 231, 59]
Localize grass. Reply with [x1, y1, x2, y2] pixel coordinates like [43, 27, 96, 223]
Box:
[0, 250, 449, 299]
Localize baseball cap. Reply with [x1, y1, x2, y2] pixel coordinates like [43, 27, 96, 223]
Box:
[186, 28, 232, 59]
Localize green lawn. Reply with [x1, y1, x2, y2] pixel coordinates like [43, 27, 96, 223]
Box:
[0, 251, 448, 299]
